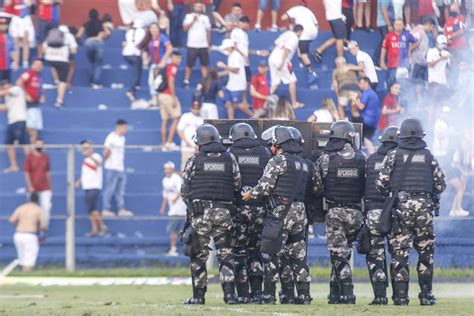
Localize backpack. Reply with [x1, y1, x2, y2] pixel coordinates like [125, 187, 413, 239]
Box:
[153, 66, 168, 93]
[46, 28, 65, 48]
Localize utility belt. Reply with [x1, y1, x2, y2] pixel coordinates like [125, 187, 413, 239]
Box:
[189, 199, 232, 217]
[397, 191, 432, 202]
[267, 195, 302, 210]
[327, 200, 362, 211]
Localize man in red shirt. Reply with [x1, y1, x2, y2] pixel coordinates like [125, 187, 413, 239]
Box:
[16, 59, 45, 143]
[444, 3, 466, 50]
[24, 139, 52, 225]
[159, 51, 182, 148]
[377, 82, 403, 131]
[250, 61, 270, 118]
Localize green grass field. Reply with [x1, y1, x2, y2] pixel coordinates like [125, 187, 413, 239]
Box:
[1, 283, 473, 315]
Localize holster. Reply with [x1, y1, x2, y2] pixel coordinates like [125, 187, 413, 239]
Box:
[182, 225, 201, 258]
[356, 225, 371, 255]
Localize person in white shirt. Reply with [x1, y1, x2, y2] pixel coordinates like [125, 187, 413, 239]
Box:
[102, 119, 134, 217]
[427, 35, 451, 114]
[160, 161, 187, 256]
[122, 19, 147, 101]
[43, 25, 78, 109]
[76, 140, 108, 237]
[307, 97, 339, 123]
[177, 100, 204, 171]
[348, 41, 379, 89]
[217, 39, 253, 119]
[0, 82, 28, 173]
[314, 0, 346, 61]
[281, 3, 319, 83]
[268, 25, 304, 110]
[183, 3, 211, 88]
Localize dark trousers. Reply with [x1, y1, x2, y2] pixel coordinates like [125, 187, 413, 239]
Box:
[85, 39, 104, 85]
[170, 4, 187, 48]
[123, 55, 142, 93]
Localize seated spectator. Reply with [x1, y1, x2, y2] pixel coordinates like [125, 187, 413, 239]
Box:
[307, 97, 339, 123]
[332, 57, 360, 116]
[250, 61, 270, 118]
[159, 51, 182, 148]
[427, 35, 451, 114]
[76, 140, 108, 237]
[0, 16, 15, 81]
[224, 2, 243, 33]
[348, 41, 379, 89]
[183, 2, 211, 88]
[160, 161, 187, 255]
[255, 0, 280, 32]
[169, 0, 187, 47]
[76, 9, 112, 88]
[177, 99, 204, 170]
[377, 82, 403, 132]
[43, 25, 78, 109]
[0, 80, 27, 173]
[4, 0, 35, 69]
[314, 0, 346, 61]
[196, 67, 223, 119]
[16, 59, 45, 144]
[146, 22, 172, 107]
[217, 39, 252, 119]
[37, 0, 62, 57]
[269, 96, 295, 120]
[122, 19, 147, 102]
[9, 192, 47, 272]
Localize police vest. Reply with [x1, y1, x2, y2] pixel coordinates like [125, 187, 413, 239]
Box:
[190, 152, 234, 202]
[365, 152, 386, 202]
[324, 151, 366, 203]
[390, 148, 433, 194]
[273, 153, 308, 201]
[229, 144, 270, 189]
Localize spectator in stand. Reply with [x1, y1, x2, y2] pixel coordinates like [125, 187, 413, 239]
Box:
[269, 95, 295, 120]
[418, 0, 439, 37]
[410, 17, 434, 110]
[159, 51, 182, 148]
[76, 140, 108, 237]
[444, 3, 466, 54]
[118, 0, 138, 27]
[281, 1, 319, 84]
[24, 139, 52, 225]
[16, 59, 45, 144]
[217, 39, 252, 119]
[122, 19, 147, 102]
[374, 0, 394, 67]
[348, 41, 379, 89]
[250, 61, 270, 118]
[168, 0, 187, 47]
[224, 2, 242, 33]
[427, 34, 451, 114]
[314, 0, 346, 61]
[0, 80, 27, 173]
[102, 13, 115, 30]
[0, 16, 15, 81]
[380, 19, 418, 88]
[349, 77, 380, 154]
[133, 0, 159, 27]
[307, 97, 339, 123]
[196, 67, 223, 119]
[183, 2, 211, 89]
[43, 25, 78, 109]
[160, 161, 187, 255]
[268, 24, 304, 109]
[255, 0, 280, 32]
[442, 0, 462, 24]
[342, 0, 355, 40]
[4, 0, 35, 69]
[9, 192, 47, 272]
[146, 22, 172, 107]
[377, 82, 403, 132]
[332, 57, 360, 118]
[177, 99, 203, 170]
[356, 0, 373, 31]
[37, 0, 62, 57]
[103, 119, 134, 218]
[76, 9, 112, 88]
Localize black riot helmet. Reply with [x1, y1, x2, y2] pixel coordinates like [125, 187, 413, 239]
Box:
[329, 120, 356, 141]
[193, 124, 221, 145]
[288, 126, 304, 145]
[379, 126, 399, 143]
[261, 125, 294, 146]
[229, 123, 257, 142]
[398, 118, 425, 139]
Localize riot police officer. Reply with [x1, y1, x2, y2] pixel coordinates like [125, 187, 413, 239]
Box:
[314, 120, 366, 304]
[242, 126, 312, 304]
[181, 124, 242, 304]
[228, 123, 272, 303]
[376, 118, 446, 306]
[364, 126, 398, 305]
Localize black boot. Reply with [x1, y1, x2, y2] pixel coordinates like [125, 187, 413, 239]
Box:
[279, 281, 296, 304]
[327, 281, 340, 304]
[296, 282, 312, 305]
[183, 287, 206, 305]
[393, 282, 409, 306]
[339, 283, 356, 304]
[222, 282, 237, 304]
[369, 281, 388, 305]
[261, 282, 276, 304]
[235, 281, 250, 304]
[249, 276, 263, 304]
[419, 279, 436, 306]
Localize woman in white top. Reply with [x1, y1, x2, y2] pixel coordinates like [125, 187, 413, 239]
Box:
[307, 97, 339, 123]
